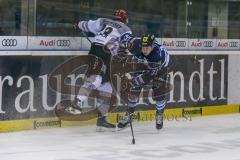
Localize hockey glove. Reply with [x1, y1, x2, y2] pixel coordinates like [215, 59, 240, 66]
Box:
[131, 74, 145, 87]
[73, 22, 79, 30]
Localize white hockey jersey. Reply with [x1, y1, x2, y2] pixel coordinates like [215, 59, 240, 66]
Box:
[78, 18, 132, 46]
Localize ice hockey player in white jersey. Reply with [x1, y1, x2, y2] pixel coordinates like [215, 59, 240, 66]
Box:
[70, 9, 132, 131]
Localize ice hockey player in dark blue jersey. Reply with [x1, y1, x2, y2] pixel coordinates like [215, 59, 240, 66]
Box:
[117, 33, 170, 130]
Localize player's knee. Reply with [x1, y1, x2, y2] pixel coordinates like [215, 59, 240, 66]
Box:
[86, 75, 103, 88]
[153, 94, 165, 102]
[128, 94, 139, 102]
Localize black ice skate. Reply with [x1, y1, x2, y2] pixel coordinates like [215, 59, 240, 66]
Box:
[156, 110, 164, 130]
[96, 116, 116, 132]
[117, 113, 132, 130]
[65, 98, 83, 115]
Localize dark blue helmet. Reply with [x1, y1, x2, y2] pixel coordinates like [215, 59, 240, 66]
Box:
[140, 34, 155, 47]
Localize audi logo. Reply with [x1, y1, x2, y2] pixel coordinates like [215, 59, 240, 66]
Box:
[2, 39, 17, 47]
[229, 42, 238, 48]
[203, 41, 213, 47]
[57, 40, 70, 47]
[175, 41, 186, 47]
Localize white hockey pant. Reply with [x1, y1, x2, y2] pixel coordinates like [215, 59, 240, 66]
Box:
[76, 74, 112, 116]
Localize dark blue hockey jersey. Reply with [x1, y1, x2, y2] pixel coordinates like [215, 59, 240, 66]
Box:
[129, 38, 170, 69]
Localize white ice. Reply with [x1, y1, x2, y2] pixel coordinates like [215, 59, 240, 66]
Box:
[0, 114, 240, 160]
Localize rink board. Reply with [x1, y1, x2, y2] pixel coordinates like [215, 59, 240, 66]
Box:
[0, 51, 239, 132]
[0, 104, 239, 132]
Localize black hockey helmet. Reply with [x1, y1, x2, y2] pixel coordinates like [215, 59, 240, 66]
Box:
[140, 34, 155, 47]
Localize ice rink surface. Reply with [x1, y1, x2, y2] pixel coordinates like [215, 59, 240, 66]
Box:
[0, 114, 240, 160]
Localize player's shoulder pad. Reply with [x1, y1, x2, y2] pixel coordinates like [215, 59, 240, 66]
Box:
[132, 38, 141, 46]
[119, 33, 132, 47]
[99, 17, 120, 26]
[158, 44, 170, 67]
[98, 18, 108, 25]
[153, 43, 168, 57]
[152, 43, 161, 52]
[120, 24, 132, 34]
[156, 43, 168, 53]
[121, 32, 133, 40]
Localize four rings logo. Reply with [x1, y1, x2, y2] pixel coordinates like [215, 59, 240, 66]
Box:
[175, 41, 186, 47]
[57, 40, 70, 47]
[2, 39, 17, 47]
[229, 42, 238, 48]
[203, 41, 213, 47]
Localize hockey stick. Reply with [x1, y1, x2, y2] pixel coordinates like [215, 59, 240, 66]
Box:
[129, 114, 136, 144]
[81, 31, 92, 44]
[73, 22, 92, 44]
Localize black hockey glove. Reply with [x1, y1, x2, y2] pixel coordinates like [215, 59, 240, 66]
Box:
[73, 22, 79, 30]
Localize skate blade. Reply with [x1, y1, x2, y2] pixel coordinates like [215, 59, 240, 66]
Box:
[65, 107, 82, 115]
[117, 124, 130, 131]
[96, 126, 116, 132]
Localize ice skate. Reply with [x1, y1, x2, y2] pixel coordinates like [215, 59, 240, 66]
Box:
[65, 98, 83, 115]
[117, 112, 132, 130]
[96, 116, 116, 132]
